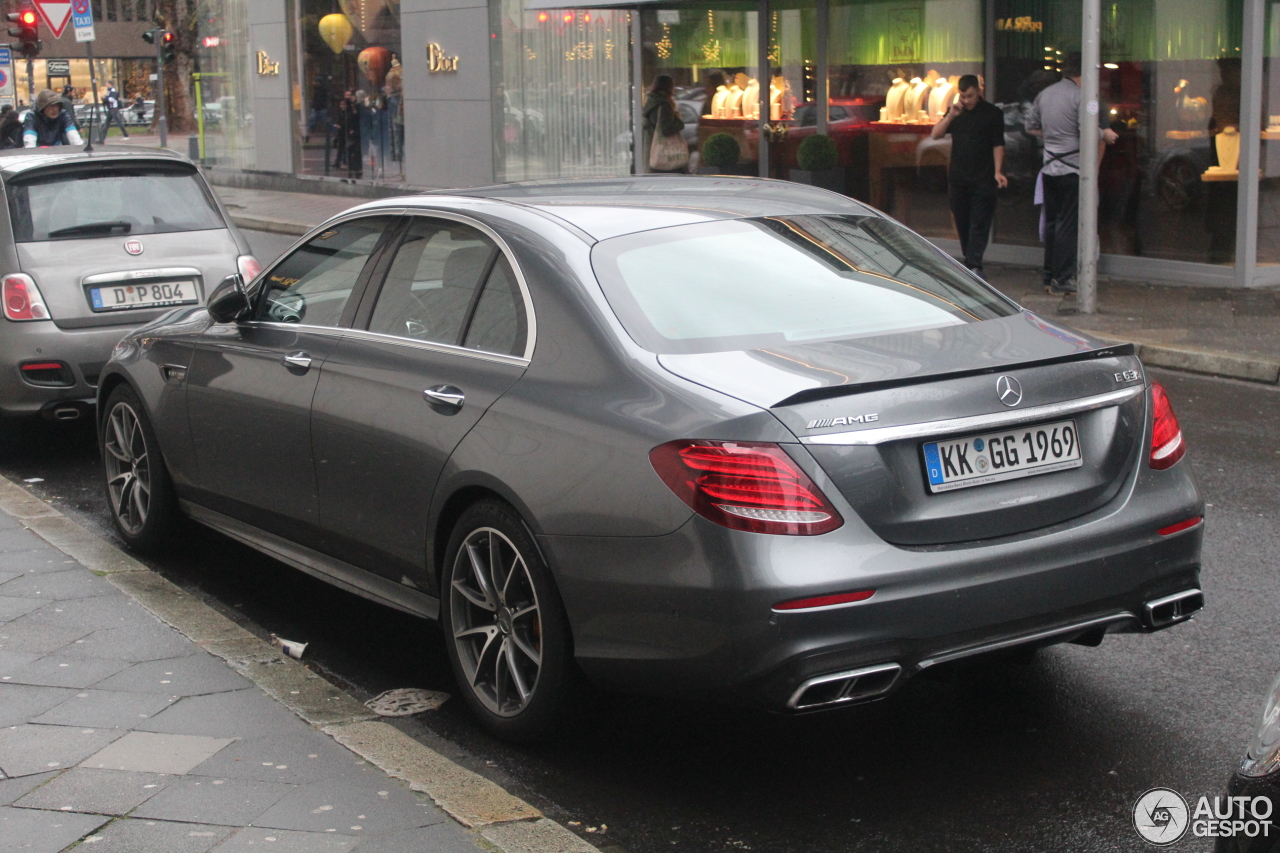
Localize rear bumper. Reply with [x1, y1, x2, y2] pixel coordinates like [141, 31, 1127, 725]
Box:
[0, 320, 132, 417]
[540, 455, 1203, 709]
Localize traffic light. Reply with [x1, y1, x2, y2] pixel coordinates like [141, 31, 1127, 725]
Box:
[143, 30, 176, 63]
[7, 5, 40, 60]
[162, 31, 175, 63]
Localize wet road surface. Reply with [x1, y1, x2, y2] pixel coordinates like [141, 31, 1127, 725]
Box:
[1, 236, 1275, 852]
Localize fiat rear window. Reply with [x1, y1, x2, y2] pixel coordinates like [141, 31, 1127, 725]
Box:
[7, 162, 225, 243]
[591, 215, 1018, 354]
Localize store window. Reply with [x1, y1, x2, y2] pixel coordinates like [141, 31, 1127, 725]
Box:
[1259, 2, 1280, 265]
[297, 0, 405, 183]
[992, 0, 1244, 266]
[494, 2, 632, 182]
[195, 0, 256, 171]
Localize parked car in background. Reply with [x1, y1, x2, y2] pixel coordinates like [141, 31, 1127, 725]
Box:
[1216, 670, 1280, 852]
[98, 177, 1203, 743]
[0, 146, 258, 426]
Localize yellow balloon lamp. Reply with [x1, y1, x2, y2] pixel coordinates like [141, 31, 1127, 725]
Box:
[318, 14, 354, 55]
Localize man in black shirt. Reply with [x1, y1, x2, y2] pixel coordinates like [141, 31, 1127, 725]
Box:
[930, 75, 1007, 277]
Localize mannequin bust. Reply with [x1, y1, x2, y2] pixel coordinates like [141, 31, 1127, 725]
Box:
[1212, 126, 1241, 172]
[727, 73, 749, 117]
[769, 75, 788, 121]
[929, 77, 954, 118]
[905, 77, 930, 119]
[710, 85, 730, 118]
[742, 77, 760, 119]
[885, 78, 909, 121]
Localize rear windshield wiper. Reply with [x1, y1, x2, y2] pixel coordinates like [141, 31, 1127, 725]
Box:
[46, 221, 133, 239]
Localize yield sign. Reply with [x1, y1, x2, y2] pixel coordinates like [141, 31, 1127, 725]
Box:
[34, 1, 73, 39]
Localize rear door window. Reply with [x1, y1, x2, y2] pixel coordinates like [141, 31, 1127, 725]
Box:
[253, 216, 396, 328]
[6, 162, 226, 243]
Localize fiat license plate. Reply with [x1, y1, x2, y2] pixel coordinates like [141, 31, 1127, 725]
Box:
[922, 419, 1082, 493]
[90, 280, 197, 312]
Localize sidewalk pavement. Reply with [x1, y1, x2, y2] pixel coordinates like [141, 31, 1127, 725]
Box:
[0, 478, 601, 853]
[203, 183, 1280, 385]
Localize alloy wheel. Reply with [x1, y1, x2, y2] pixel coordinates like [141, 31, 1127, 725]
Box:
[449, 527, 543, 716]
[103, 402, 151, 536]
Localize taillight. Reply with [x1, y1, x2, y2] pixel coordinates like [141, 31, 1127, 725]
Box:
[237, 255, 262, 283]
[649, 440, 843, 535]
[3, 274, 49, 321]
[1149, 381, 1185, 470]
[1158, 516, 1202, 536]
[773, 590, 875, 612]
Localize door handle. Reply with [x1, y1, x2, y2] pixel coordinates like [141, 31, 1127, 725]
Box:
[423, 385, 465, 410]
[282, 352, 312, 370]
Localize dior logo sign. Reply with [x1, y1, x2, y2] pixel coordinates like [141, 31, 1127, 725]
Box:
[428, 43, 459, 72]
[256, 51, 280, 76]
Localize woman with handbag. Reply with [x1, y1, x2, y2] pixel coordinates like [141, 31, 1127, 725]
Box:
[642, 75, 688, 174]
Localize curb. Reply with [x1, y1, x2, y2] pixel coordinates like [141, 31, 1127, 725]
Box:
[0, 476, 605, 853]
[1077, 331, 1280, 386]
[229, 213, 315, 237]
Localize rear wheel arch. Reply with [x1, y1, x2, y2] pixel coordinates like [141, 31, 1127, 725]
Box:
[430, 483, 549, 597]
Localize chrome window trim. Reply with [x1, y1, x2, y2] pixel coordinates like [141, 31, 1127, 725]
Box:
[392, 210, 537, 362]
[241, 321, 346, 339]
[338, 327, 529, 367]
[802, 385, 1144, 446]
[82, 267, 203, 286]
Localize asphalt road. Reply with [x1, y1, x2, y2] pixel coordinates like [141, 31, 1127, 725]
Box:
[2, 234, 1276, 851]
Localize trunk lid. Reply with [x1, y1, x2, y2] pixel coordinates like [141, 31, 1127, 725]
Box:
[659, 313, 1148, 545]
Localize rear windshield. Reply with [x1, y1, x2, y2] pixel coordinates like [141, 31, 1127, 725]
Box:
[6, 163, 225, 243]
[590, 215, 1018, 354]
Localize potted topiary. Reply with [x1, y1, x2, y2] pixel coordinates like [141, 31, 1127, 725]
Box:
[698, 132, 755, 175]
[791, 133, 844, 192]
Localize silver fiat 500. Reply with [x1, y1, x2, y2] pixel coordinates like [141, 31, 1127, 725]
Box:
[97, 177, 1204, 741]
[0, 146, 257, 426]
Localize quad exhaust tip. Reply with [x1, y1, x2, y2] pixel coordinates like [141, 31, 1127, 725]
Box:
[1144, 588, 1204, 628]
[787, 662, 902, 711]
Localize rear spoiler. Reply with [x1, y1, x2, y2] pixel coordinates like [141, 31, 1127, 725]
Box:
[771, 343, 1137, 408]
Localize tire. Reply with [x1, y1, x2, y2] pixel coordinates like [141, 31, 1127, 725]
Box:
[100, 384, 180, 554]
[441, 500, 582, 743]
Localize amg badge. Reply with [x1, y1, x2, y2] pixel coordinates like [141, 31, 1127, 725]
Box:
[807, 413, 879, 430]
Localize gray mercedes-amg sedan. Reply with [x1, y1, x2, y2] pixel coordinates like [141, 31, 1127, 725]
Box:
[97, 177, 1204, 741]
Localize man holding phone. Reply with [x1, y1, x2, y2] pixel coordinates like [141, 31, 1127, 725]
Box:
[931, 74, 1007, 278]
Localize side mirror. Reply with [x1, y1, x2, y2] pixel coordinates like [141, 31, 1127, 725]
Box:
[206, 274, 251, 323]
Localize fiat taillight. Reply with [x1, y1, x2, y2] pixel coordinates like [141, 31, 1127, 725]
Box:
[3, 274, 49, 321]
[649, 440, 843, 535]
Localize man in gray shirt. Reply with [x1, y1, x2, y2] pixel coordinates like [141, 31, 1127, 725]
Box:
[1024, 53, 1117, 295]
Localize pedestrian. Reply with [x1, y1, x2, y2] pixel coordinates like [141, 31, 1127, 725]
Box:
[102, 82, 130, 141]
[0, 105, 23, 149]
[642, 75, 687, 173]
[133, 95, 146, 124]
[331, 96, 350, 169]
[23, 89, 84, 148]
[930, 74, 1006, 278]
[1023, 53, 1117, 298]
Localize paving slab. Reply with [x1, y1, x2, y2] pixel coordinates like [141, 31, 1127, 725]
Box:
[0, 652, 131, 689]
[0, 619, 94, 654]
[0, 804, 108, 853]
[131, 776, 296, 827]
[0, 527, 60, 553]
[33, 689, 177, 729]
[60, 621, 201, 663]
[0, 684, 77, 728]
[351, 823, 486, 853]
[14, 595, 158, 633]
[76, 817, 234, 852]
[251, 769, 445, 835]
[81, 731, 234, 775]
[0, 596, 42, 623]
[136, 688, 319, 738]
[0, 569, 121, 600]
[189, 730, 365, 786]
[213, 827, 361, 852]
[0, 551, 81, 573]
[13, 767, 173, 815]
[0, 771, 57, 806]
[94, 653, 254, 697]
[0, 724, 121, 778]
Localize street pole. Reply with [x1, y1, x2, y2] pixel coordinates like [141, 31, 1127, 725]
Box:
[1077, 0, 1101, 314]
[153, 29, 167, 148]
[84, 40, 100, 149]
[25, 55, 32, 104]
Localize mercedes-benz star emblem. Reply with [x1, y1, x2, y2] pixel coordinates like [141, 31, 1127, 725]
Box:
[996, 375, 1023, 407]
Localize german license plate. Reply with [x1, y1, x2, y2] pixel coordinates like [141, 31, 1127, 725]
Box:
[922, 419, 1082, 493]
[90, 281, 197, 312]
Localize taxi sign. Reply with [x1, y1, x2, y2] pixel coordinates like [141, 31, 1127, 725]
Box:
[72, 0, 94, 43]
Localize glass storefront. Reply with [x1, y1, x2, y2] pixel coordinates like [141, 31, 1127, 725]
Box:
[296, 0, 406, 183]
[494, 3, 633, 182]
[195, 0, 258, 171]
[1260, 1, 1280, 265]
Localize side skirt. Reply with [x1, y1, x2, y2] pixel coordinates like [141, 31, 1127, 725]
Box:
[180, 500, 440, 621]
